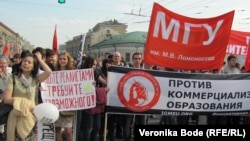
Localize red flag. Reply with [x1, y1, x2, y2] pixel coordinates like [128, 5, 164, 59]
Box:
[144, 3, 234, 70]
[52, 25, 58, 54]
[227, 30, 250, 56]
[3, 43, 9, 56]
[244, 38, 250, 72]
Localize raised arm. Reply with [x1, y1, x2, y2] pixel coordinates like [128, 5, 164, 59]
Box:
[34, 52, 52, 82]
[98, 75, 107, 86]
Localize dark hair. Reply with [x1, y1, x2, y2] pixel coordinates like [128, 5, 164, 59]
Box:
[235, 62, 240, 68]
[32, 47, 46, 58]
[132, 52, 142, 59]
[108, 55, 113, 59]
[45, 48, 55, 58]
[13, 53, 21, 59]
[101, 58, 111, 77]
[79, 56, 87, 69]
[20, 50, 32, 59]
[152, 65, 158, 70]
[81, 56, 101, 83]
[227, 55, 236, 62]
[16, 54, 39, 78]
[82, 56, 95, 69]
[241, 66, 245, 71]
[12, 50, 32, 75]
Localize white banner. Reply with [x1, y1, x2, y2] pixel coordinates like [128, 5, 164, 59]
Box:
[41, 69, 96, 111]
[107, 66, 250, 115]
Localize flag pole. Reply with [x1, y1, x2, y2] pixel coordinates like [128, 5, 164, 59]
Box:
[77, 34, 86, 69]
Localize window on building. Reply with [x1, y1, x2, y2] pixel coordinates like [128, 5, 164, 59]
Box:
[106, 30, 112, 39]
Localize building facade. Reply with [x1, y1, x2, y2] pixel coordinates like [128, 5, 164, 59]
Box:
[91, 31, 147, 63]
[65, 19, 127, 58]
[64, 20, 147, 64]
[0, 22, 34, 56]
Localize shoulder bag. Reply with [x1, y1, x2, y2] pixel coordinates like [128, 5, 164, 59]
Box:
[85, 87, 107, 114]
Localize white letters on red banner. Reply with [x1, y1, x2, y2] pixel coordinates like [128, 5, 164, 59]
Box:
[144, 3, 234, 70]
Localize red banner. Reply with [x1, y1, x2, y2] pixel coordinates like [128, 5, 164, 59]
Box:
[245, 38, 250, 72]
[227, 30, 250, 56]
[144, 3, 234, 70]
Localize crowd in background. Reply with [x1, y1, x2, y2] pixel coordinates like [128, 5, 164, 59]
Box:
[0, 47, 249, 141]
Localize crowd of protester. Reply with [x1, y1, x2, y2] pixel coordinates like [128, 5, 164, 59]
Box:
[0, 47, 249, 141]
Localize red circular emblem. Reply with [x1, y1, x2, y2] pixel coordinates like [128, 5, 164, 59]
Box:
[117, 70, 160, 112]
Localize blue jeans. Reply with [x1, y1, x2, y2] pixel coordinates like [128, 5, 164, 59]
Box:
[122, 115, 134, 141]
[82, 112, 101, 141]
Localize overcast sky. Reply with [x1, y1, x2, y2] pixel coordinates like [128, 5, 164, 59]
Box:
[1, 0, 250, 48]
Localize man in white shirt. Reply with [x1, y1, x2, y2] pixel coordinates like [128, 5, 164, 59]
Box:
[223, 55, 241, 125]
[224, 55, 241, 74]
